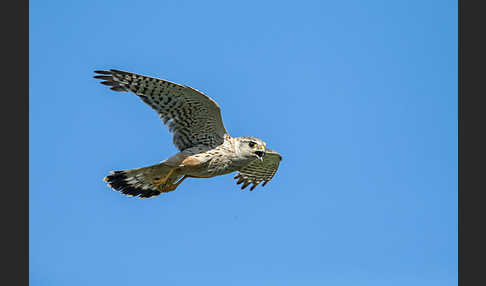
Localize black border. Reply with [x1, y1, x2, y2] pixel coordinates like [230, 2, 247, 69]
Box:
[458, 0, 486, 285]
[2, 0, 29, 285]
[8, 0, 482, 284]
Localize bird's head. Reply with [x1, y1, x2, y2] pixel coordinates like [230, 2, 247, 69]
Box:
[236, 136, 267, 161]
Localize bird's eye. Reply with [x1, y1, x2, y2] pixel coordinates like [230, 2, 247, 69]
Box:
[248, 142, 256, 148]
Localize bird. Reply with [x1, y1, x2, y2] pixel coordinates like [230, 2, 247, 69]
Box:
[94, 69, 282, 198]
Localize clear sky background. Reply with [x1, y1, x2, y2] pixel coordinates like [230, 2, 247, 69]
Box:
[30, 0, 457, 285]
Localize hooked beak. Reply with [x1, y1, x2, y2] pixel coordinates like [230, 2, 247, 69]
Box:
[255, 145, 265, 161]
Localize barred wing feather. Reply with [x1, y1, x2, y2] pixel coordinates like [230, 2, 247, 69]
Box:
[94, 69, 228, 151]
[234, 149, 282, 191]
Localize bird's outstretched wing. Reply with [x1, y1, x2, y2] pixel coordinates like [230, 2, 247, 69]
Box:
[234, 149, 282, 191]
[94, 69, 228, 151]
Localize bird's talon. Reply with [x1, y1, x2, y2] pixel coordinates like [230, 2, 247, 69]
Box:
[152, 169, 175, 188]
[158, 183, 177, 193]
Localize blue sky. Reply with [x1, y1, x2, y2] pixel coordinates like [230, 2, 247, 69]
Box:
[30, 0, 457, 285]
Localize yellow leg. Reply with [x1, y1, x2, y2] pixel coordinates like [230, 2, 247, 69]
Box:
[152, 168, 175, 190]
[159, 175, 188, 193]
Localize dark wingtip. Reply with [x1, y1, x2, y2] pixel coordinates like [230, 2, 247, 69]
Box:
[93, 75, 113, 80]
[109, 69, 127, 74]
[100, 81, 117, 86]
[110, 86, 126, 91]
[241, 181, 251, 190]
[94, 70, 112, 74]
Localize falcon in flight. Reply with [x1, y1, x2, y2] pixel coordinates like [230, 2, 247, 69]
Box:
[94, 69, 282, 198]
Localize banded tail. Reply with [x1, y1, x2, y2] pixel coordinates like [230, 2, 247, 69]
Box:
[104, 162, 182, 198]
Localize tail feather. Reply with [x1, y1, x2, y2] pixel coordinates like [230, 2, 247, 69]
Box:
[104, 163, 181, 198]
